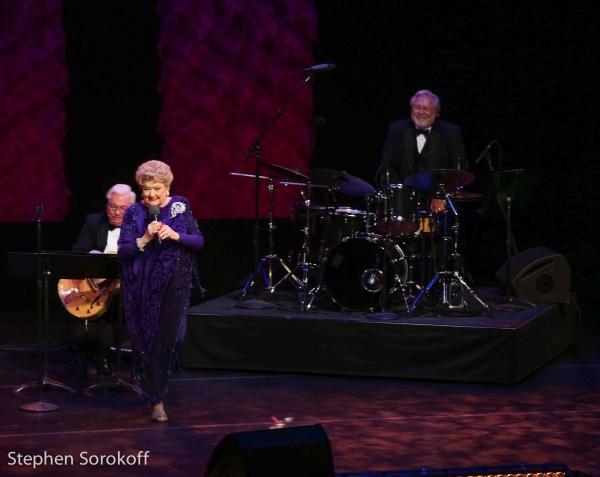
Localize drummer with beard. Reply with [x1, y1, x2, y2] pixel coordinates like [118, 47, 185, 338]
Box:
[379, 89, 468, 213]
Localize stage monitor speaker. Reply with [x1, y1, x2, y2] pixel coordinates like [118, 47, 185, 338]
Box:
[496, 247, 570, 303]
[204, 424, 335, 477]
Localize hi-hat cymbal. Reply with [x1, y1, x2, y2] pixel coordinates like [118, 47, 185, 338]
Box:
[404, 169, 475, 194]
[261, 163, 310, 182]
[309, 169, 375, 196]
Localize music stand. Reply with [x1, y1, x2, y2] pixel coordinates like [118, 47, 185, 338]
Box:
[7, 252, 138, 406]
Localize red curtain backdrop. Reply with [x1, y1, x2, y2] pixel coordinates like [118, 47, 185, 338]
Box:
[156, 0, 317, 220]
[0, 0, 70, 222]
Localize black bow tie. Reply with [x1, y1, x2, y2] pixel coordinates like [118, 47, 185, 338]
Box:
[108, 224, 120, 231]
[415, 128, 430, 137]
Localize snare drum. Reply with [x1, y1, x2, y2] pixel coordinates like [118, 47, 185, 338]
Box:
[374, 184, 420, 236]
[416, 211, 437, 235]
[323, 208, 373, 249]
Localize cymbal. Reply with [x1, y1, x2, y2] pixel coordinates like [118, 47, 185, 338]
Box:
[404, 169, 475, 194]
[451, 191, 483, 201]
[229, 172, 270, 180]
[309, 169, 375, 196]
[261, 163, 310, 182]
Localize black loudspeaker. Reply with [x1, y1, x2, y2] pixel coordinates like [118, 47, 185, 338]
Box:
[204, 424, 335, 477]
[496, 247, 570, 303]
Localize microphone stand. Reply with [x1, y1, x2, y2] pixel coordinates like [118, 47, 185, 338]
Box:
[236, 72, 315, 309]
[484, 156, 536, 310]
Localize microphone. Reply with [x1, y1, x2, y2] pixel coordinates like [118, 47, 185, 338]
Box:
[302, 64, 336, 73]
[148, 205, 161, 244]
[474, 142, 493, 165]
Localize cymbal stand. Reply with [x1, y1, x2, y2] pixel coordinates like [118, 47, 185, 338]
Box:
[16, 205, 74, 412]
[408, 187, 492, 317]
[236, 71, 314, 310]
[242, 178, 302, 295]
[235, 145, 275, 309]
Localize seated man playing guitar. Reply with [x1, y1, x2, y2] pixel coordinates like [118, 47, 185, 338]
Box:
[65, 184, 135, 376]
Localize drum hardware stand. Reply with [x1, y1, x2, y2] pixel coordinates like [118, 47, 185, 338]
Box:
[242, 178, 303, 295]
[408, 187, 492, 317]
[302, 193, 340, 309]
[403, 203, 429, 306]
[235, 145, 275, 309]
[363, 194, 375, 235]
[310, 203, 333, 289]
[236, 71, 317, 310]
[274, 184, 333, 311]
[415, 211, 437, 291]
[383, 187, 422, 311]
[271, 184, 316, 310]
[16, 205, 74, 412]
[281, 183, 317, 311]
[365, 224, 402, 320]
[399, 231, 423, 310]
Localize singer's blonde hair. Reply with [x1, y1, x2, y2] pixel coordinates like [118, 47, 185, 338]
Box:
[135, 160, 174, 186]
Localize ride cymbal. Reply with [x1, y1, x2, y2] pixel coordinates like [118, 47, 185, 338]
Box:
[260, 163, 310, 182]
[404, 169, 475, 194]
[309, 169, 375, 196]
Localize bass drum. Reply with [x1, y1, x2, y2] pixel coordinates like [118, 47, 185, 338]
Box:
[323, 234, 408, 311]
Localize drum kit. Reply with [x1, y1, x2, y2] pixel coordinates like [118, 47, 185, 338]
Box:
[235, 162, 491, 316]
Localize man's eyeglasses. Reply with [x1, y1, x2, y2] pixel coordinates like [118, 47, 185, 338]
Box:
[412, 105, 434, 113]
[108, 203, 128, 212]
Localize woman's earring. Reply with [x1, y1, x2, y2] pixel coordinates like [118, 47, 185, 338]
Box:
[166, 190, 170, 196]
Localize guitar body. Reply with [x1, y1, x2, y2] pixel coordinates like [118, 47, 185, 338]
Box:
[58, 277, 120, 320]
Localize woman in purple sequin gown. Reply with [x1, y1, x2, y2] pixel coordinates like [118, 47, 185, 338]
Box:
[118, 160, 204, 422]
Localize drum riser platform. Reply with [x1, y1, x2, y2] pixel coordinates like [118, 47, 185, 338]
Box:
[181, 288, 578, 384]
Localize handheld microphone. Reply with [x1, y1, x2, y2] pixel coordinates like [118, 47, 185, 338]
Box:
[302, 64, 336, 73]
[474, 142, 493, 165]
[148, 205, 161, 244]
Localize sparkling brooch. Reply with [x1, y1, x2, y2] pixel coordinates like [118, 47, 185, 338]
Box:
[170, 201, 186, 218]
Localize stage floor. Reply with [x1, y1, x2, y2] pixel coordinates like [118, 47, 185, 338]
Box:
[181, 287, 578, 384]
[0, 292, 594, 476]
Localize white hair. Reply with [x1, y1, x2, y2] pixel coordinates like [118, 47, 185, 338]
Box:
[106, 184, 136, 203]
[410, 89, 441, 113]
